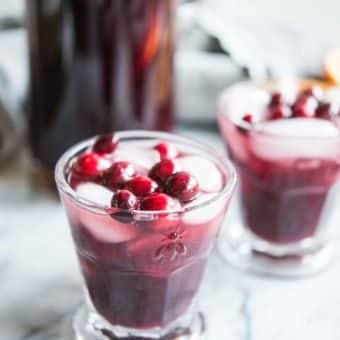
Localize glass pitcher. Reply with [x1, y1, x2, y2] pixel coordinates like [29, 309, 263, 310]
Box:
[26, 0, 176, 173]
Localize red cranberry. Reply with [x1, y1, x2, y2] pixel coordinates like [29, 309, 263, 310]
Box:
[242, 114, 253, 124]
[316, 102, 331, 118]
[154, 142, 178, 160]
[125, 176, 158, 197]
[73, 152, 110, 177]
[149, 159, 178, 184]
[93, 134, 118, 154]
[140, 193, 180, 211]
[292, 96, 318, 118]
[104, 162, 136, 189]
[111, 190, 138, 210]
[269, 92, 283, 106]
[165, 171, 199, 202]
[316, 102, 338, 118]
[301, 86, 323, 101]
[267, 104, 292, 120]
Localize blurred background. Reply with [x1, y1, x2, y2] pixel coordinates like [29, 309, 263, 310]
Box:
[1, 0, 340, 339]
[1, 0, 340, 35]
[0, 0, 339, 127]
[0, 0, 339, 142]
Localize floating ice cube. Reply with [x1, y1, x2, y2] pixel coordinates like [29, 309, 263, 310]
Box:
[75, 184, 140, 243]
[76, 183, 113, 207]
[251, 118, 340, 160]
[256, 118, 339, 138]
[220, 82, 270, 123]
[272, 77, 300, 103]
[80, 210, 140, 243]
[113, 146, 159, 170]
[183, 193, 225, 224]
[179, 156, 224, 192]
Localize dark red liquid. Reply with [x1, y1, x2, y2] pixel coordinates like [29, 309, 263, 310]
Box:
[79, 241, 206, 328]
[63, 195, 225, 329]
[26, 0, 175, 170]
[238, 158, 339, 243]
[219, 115, 340, 244]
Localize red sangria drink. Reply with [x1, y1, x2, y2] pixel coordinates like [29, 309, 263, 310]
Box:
[26, 0, 175, 175]
[55, 131, 236, 339]
[218, 80, 340, 276]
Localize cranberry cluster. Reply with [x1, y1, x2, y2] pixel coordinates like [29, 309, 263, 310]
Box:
[243, 86, 340, 123]
[69, 134, 200, 211]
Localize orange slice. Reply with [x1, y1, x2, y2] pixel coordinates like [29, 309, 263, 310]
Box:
[324, 48, 340, 85]
[299, 78, 333, 90]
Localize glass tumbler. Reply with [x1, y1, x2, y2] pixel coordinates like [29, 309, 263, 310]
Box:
[55, 131, 236, 339]
[218, 82, 340, 277]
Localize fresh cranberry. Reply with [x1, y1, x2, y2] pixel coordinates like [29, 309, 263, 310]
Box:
[242, 114, 253, 124]
[72, 152, 111, 177]
[149, 159, 178, 184]
[292, 96, 318, 118]
[67, 172, 81, 188]
[104, 161, 136, 189]
[301, 86, 323, 101]
[125, 176, 158, 197]
[269, 92, 283, 106]
[316, 102, 338, 118]
[154, 142, 178, 160]
[267, 104, 292, 120]
[316, 102, 331, 118]
[92, 133, 118, 154]
[111, 190, 138, 210]
[165, 171, 199, 202]
[140, 193, 180, 211]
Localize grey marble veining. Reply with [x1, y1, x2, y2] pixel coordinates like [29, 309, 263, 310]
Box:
[2, 129, 340, 340]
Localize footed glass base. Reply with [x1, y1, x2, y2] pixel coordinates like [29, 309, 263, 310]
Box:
[219, 223, 336, 278]
[74, 305, 205, 340]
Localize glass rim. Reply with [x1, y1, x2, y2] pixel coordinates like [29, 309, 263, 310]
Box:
[218, 80, 340, 142]
[55, 130, 237, 215]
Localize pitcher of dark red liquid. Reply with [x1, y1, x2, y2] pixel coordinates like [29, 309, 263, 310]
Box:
[26, 0, 175, 173]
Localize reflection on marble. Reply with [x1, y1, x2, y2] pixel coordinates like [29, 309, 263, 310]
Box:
[1, 130, 340, 340]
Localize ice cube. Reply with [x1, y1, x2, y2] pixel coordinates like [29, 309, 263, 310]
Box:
[272, 77, 300, 103]
[113, 146, 159, 170]
[80, 210, 140, 243]
[179, 156, 224, 192]
[75, 185, 140, 243]
[251, 118, 340, 160]
[76, 183, 113, 207]
[183, 193, 226, 224]
[220, 82, 270, 123]
[256, 118, 339, 138]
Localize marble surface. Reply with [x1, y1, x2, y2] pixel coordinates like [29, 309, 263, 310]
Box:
[2, 128, 340, 340]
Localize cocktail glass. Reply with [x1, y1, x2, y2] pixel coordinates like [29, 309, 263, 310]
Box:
[55, 131, 237, 339]
[218, 82, 340, 277]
